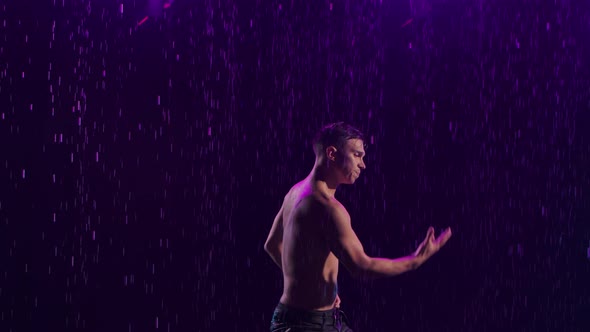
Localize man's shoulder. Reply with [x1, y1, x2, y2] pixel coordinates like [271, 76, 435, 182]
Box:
[285, 181, 347, 215]
[305, 194, 348, 218]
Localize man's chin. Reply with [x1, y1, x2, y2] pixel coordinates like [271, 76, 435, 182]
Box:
[340, 176, 357, 185]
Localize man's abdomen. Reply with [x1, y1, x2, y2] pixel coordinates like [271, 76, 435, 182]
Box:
[281, 260, 338, 311]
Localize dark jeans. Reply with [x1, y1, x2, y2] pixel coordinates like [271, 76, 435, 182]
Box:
[270, 303, 354, 332]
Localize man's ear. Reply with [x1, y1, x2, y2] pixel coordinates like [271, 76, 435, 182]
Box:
[325, 146, 337, 161]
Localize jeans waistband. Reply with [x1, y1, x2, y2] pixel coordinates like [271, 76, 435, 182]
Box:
[272, 303, 345, 326]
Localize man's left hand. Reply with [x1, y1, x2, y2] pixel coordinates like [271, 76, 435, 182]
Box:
[334, 294, 341, 308]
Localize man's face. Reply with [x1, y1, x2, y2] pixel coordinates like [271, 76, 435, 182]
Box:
[332, 138, 366, 184]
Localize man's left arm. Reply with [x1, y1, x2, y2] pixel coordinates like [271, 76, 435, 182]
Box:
[264, 203, 284, 269]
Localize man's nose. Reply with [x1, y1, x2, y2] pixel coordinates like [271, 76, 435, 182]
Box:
[359, 161, 366, 169]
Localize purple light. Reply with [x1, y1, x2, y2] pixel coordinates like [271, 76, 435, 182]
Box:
[137, 16, 149, 26]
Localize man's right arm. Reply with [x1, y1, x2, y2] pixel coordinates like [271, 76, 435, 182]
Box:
[324, 203, 437, 280]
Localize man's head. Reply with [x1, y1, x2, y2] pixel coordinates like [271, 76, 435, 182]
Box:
[312, 122, 367, 185]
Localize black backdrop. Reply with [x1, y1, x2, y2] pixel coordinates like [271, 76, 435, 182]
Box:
[1, 0, 590, 331]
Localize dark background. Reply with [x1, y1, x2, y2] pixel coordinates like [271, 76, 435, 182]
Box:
[1, 0, 590, 331]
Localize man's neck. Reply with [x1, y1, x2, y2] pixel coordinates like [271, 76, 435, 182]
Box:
[307, 165, 338, 198]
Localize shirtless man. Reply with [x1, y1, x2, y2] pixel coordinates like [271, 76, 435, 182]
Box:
[265, 122, 452, 331]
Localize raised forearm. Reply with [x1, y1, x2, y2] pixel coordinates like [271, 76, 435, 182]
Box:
[357, 255, 422, 280]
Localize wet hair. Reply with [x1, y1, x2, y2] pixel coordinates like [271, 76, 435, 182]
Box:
[312, 122, 366, 157]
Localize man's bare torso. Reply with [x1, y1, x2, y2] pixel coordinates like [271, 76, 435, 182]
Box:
[279, 180, 342, 311]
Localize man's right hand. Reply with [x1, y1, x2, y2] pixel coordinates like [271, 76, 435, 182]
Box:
[413, 226, 452, 264]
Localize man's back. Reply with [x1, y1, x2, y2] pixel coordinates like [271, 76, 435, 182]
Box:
[279, 181, 341, 311]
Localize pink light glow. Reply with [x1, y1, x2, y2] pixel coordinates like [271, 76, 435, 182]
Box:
[137, 16, 149, 26]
